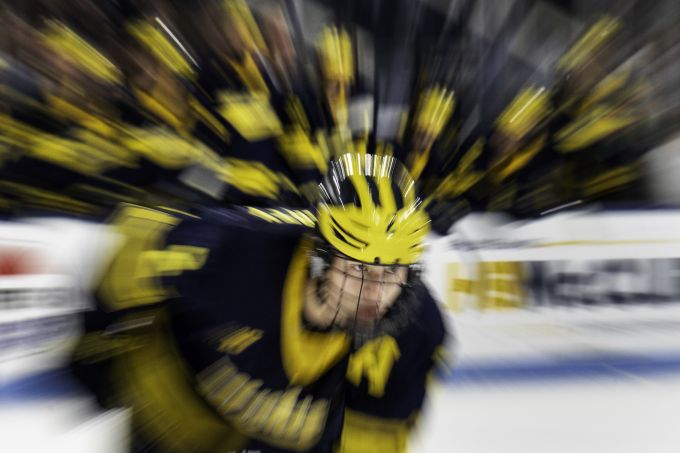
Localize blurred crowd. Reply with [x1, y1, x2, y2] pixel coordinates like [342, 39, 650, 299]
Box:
[0, 0, 677, 230]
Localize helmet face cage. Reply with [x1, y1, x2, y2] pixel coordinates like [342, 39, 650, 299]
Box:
[310, 236, 422, 345]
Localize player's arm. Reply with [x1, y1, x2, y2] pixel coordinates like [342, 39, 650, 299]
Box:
[71, 204, 267, 452]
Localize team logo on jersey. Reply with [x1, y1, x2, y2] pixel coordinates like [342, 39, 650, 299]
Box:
[218, 327, 264, 355]
[347, 335, 401, 397]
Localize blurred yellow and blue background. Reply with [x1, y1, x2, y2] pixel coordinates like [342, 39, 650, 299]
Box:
[1, 0, 680, 451]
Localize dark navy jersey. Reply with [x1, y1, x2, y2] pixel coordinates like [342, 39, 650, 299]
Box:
[72, 204, 447, 452]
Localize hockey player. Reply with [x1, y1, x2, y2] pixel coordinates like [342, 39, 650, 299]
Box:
[72, 152, 449, 452]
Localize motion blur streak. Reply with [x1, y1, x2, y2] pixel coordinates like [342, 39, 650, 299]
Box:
[0, 0, 679, 452]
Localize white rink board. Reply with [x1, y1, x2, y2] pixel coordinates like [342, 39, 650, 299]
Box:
[422, 210, 680, 366]
[0, 219, 119, 381]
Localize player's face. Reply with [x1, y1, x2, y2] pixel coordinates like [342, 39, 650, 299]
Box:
[324, 257, 407, 328]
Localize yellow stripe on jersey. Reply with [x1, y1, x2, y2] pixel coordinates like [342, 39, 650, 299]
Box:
[281, 239, 351, 385]
[432, 138, 486, 198]
[45, 94, 120, 138]
[189, 96, 230, 141]
[555, 106, 637, 152]
[217, 92, 282, 141]
[578, 68, 631, 113]
[492, 133, 548, 184]
[107, 310, 248, 453]
[247, 207, 283, 224]
[413, 86, 455, 138]
[317, 27, 354, 84]
[246, 207, 317, 227]
[138, 245, 209, 279]
[407, 148, 430, 182]
[215, 158, 296, 199]
[278, 127, 328, 172]
[197, 355, 330, 450]
[579, 165, 638, 197]
[217, 327, 263, 355]
[557, 16, 622, 72]
[495, 87, 550, 140]
[227, 52, 270, 97]
[127, 20, 195, 77]
[336, 409, 409, 453]
[0, 181, 98, 215]
[98, 205, 183, 310]
[132, 88, 195, 135]
[41, 20, 122, 84]
[223, 0, 268, 55]
[121, 127, 218, 170]
[1, 109, 140, 178]
[285, 96, 311, 132]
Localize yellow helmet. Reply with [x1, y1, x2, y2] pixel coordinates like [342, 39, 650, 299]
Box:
[317, 153, 430, 265]
[316, 26, 354, 84]
[413, 86, 456, 138]
[495, 86, 551, 140]
[556, 15, 622, 73]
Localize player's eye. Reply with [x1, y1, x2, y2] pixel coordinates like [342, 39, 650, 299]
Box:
[351, 264, 366, 273]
